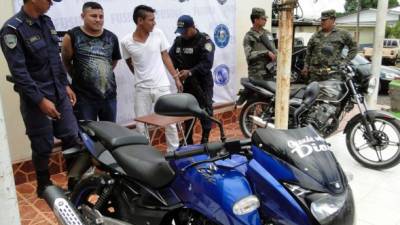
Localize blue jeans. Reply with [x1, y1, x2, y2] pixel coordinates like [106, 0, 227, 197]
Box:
[74, 96, 117, 122]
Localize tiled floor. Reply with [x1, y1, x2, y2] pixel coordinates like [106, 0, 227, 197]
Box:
[16, 173, 66, 225]
[15, 123, 245, 225]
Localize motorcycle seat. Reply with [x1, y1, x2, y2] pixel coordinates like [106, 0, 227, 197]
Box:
[112, 145, 175, 189]
[249, 78, 300, 98]
[82, 121, 149, 150]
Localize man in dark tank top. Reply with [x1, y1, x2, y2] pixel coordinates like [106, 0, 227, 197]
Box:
[62, 1, 121, 122]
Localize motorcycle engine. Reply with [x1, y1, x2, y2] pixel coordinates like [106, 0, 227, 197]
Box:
[305, 103, 338, 131]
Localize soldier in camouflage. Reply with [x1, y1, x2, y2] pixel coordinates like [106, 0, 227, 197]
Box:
[243, 7, 277, 81]
[302, 9, 357, 82]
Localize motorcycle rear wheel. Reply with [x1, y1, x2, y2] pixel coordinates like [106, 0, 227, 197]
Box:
[239, 98, 272, 138]
[70, 174, 127, 220]
[346, 115, 400, 170]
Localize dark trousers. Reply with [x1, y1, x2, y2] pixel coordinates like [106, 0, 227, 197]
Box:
[183, 82, 213, 144]
[20, 95, 79, 186]
[74, 96, 117, 122]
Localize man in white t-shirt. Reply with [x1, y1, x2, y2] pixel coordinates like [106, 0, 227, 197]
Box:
[121, 5, 182, 152]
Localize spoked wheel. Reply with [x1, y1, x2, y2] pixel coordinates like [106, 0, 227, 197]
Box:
[346, 116, 400, 170]
[239, 99, 272, 138]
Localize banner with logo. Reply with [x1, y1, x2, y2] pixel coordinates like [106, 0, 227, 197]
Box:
[13, 0, 236, 124]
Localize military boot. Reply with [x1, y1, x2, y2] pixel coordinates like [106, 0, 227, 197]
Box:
[36, 170, 53, 198]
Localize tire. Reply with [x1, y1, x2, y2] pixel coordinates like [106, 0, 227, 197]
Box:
[239, 98, 273, 138]
[346, 115, 400, 170]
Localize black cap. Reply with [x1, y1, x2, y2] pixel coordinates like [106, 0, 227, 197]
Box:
[175, 15, 194, 34]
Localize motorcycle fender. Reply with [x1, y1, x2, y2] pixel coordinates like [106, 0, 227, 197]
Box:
[343, 110, 399, 134]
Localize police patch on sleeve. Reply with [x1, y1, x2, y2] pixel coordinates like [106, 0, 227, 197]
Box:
[4, 34, 17, 49]
[205, 42, 213, 52]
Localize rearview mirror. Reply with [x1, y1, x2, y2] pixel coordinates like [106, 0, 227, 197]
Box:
[155, 93, 208, 119]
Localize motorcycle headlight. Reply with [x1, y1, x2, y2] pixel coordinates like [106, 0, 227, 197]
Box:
[310, 193, 346, 224]
[232, 195, 260, 215]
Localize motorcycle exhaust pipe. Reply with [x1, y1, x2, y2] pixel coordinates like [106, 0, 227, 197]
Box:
[249, 115, 270, 128]
[42, 185, 85, 225]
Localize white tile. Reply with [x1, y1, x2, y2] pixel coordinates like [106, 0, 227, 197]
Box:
[328, 133, 400, 225]
[356, 219, 375, 225]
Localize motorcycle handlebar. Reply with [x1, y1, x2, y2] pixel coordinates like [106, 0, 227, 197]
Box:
[165, 140, 252, 160]
[165, 142, 224, 160]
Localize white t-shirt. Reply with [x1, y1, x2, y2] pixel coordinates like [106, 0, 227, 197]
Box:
[121, 28, 171, 88]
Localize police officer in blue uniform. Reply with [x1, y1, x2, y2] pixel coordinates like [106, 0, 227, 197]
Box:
[0, 0, 80, 197]
[169, 15, 215, 144]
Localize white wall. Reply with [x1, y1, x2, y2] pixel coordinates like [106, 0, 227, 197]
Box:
[1, 0, 272, 162]
[0, 1, 31, 162]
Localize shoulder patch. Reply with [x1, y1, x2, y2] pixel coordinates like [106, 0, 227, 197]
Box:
[3, 34, 17, 49]
[205, 42, 213, 52]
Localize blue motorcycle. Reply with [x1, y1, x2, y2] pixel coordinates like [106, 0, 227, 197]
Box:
[43, 87, 354, 225]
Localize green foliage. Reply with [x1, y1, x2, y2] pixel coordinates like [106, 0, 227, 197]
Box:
[344, 0, 399, 14]
[386, 21, 400, 38]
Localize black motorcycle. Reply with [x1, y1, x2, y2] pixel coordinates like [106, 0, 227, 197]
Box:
[238, 65, 400, 170]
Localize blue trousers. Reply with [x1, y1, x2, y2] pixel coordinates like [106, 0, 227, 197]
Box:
[74, 96, 116, 122]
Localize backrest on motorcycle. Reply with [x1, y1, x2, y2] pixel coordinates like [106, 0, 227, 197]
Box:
[81, 121, 149, 150]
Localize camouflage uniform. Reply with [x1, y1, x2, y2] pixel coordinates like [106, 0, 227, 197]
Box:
[243, 8, 277, 81]
[304, 10, 357, 81]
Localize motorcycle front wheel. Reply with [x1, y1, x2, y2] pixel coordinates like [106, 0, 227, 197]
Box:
[346, 114, 400, 170]
[239, 98, 272, 138]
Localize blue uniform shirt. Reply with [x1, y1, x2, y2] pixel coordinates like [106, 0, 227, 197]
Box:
[0, 9, 68, 105]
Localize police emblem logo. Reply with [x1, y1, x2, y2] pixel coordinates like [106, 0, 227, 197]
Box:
[213, 24, 230, 48]
[205, 43, 213, 52]
[4, 34, 17, 49]
[213, 64, 230, 86]
[217, 0, 227, 5]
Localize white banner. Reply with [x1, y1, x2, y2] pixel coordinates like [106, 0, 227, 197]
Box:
[13, 0, 236, 124]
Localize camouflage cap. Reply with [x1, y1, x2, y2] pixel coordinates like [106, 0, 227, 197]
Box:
[251, 7, 267, 19]
[321, 9, 336, 19]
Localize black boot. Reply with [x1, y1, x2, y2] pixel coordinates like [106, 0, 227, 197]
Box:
[200, 129, 211, 144]
[36, 170, 53, 198]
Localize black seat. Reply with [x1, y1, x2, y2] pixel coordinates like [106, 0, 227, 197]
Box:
[112, 145, 175, 189]
[249, 78, 300, 98]
[83, 121, 149, 150]
[249, 78, 277, 93]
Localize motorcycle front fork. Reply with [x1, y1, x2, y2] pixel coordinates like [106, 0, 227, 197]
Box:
[348, 80, 378, 145]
